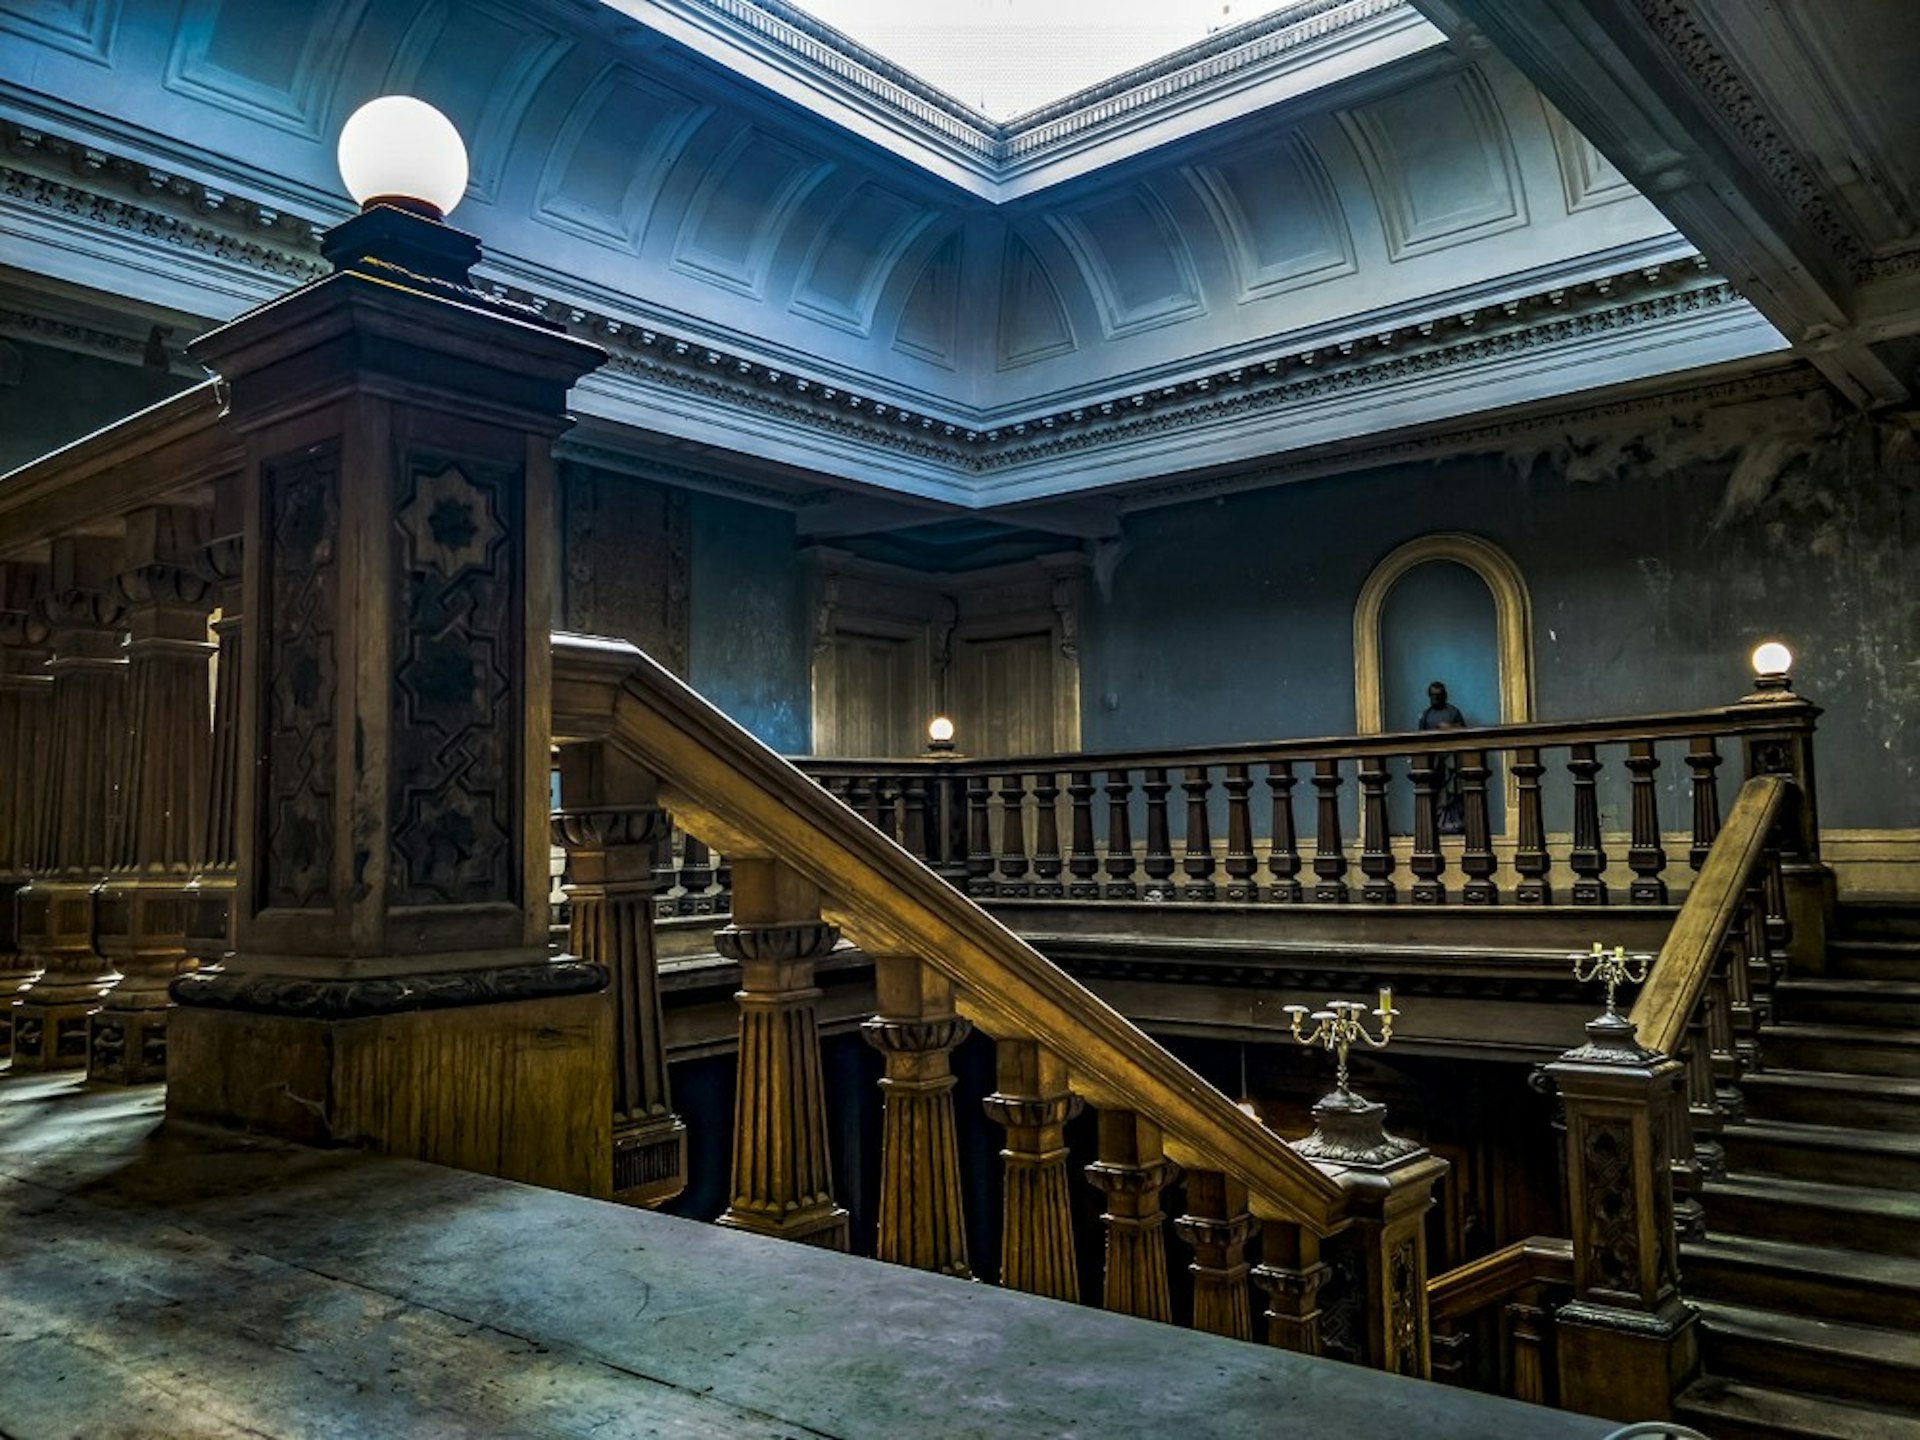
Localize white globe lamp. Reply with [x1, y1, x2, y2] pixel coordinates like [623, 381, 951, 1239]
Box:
[927, 715, 956, 752]
[336, 96, 469, 220]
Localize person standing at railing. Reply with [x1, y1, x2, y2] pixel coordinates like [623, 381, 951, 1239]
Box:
[1420, 680, 1468, 835]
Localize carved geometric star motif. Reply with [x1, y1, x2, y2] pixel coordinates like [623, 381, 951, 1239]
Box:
[398, 464, 500, 579]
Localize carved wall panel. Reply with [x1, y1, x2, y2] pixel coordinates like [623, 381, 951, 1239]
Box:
[259, 443, 339, 912]
[389, 456, 518, 908]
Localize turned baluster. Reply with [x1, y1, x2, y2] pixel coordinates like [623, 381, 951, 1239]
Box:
[1066, 771, 1100, 899]
[965, 775, 995, 896]
[1706, 967, 1741, 1119]
[1506, 1298, 1552, 1406]
[1625, 740, 1667, 904]
[1745, 870, 1780, 1031]
[1686, 736, 1722, 872]
[1683, 1006, 1724, 1182]
[983, 1039, 1082, 1301]
[1511, 747, 1550, 904]
[1359, 758, 1395, 903]
[873, 776, 900, 842]
[554, 742, 685, 1206]
[1723, 922, 1759, 1076]
[997, 772, 1031, 897]
[1311, 758, 1348, 902]
[1084, 1108, 1178, 1322]
[1408, 752, 1444, 904]
[1567, 743, 1609, 904]
[1223, 764, 1257, 902]
[847, 772, 876, 828]
[651, 822, 679, 917]
[1458, 749, 1496, 905]
[1174, 1170, 1257, 1340]
[863, 953, 971, 1278]
[1031, 771, 1063, 898]
[1265, 761, 1302, 903]
[1181, 765, 1218, 901]
[1141, 768, 1175, 901]
[92, 503, 217, 1084]
[1104, 769, 1138, 900]
[1253, 1221, 1327, 1353]
[0, 562, 51, 1058]
[901, 775, 931, 861]
[714, 857, 850, 1249]
[678, 833, 716, 914]
[714, 851, 733, 916]
[12, 535, 128, 1072]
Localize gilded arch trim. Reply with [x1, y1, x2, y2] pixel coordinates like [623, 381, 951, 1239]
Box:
[1353, 533, 1535, 733]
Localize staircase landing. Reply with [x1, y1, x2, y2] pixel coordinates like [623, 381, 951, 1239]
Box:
[0, 1073, 1605, 1440]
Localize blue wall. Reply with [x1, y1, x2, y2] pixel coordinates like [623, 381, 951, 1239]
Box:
[1380, 561, 1500, 733]
[688, 491, 810, 755]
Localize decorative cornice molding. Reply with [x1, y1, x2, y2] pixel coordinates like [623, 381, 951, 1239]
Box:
[1628, 0, 1868, 279]
[678, 0, 1402, 171]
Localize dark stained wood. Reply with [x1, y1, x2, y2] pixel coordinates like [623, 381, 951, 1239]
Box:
[1458, 750, 1496, 906]
[1182, 766, 1218, 901]
[1511, 747, 1549, 905]
[1359, 759, 1395, 904]
[1265, 761, 1302, 903]
[1311, 759, 1348, 904]
[1626, 740, 1667, 904]
[1223, 764, 1257, 902]
[1568, 744, 1608, 905]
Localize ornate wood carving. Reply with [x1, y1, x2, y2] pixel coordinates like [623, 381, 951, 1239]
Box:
[186, 484, 243, 964]
[863, 954, 971, 1278]
[714, 858, 849, 1249]
[983, 1038, 1082, 1301]
[1174, 1170, 1257, 1341]
[389, 458, 517, 908]
[0, 561, 51, 1057]
[1084, 1108, 1178, 1323]
[260, 444, 340, 913]
[1253, 1221, 1329, 1354]
[559, 464, 691, 675]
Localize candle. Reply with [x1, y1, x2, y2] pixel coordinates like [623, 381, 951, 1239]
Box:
[1378, 985, 1393, 1015]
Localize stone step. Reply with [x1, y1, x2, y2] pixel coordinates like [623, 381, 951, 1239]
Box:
[1684, 1232, 1920, 1329]
[1722, 1119, 1920, 1192]
[1825, 939, 1920, 982]
[1774, 978, 1920, 1028]
[1702, 1174, 1920, 1257]
[1836, 903, 1920, 944]
[1694, 1300, 1920, 1411]
[1677, 1376, 1920, 1440]
[1759, 1023, 1920, 1078]
[1741, 1069, 1920, 1132]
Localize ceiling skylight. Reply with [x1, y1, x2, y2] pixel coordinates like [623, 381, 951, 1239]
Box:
[786, 0, 1301, 119]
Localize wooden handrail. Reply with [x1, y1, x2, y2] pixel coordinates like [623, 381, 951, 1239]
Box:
[0, 382, 236, 556]
[792, 702, 1813, 775]
[1428, 1237, 1574, 1323]
[552, 631, 1351, 1233]
[1629, 774, 1791, 1057]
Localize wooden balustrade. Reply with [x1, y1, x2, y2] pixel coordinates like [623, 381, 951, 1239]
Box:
[676, 699, 1823, 925]
[1426, 1237, 1575, 1405]
[551, 633, 1448, 1369]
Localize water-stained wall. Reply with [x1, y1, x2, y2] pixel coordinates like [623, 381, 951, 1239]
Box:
[1079, 385, 1918, 829]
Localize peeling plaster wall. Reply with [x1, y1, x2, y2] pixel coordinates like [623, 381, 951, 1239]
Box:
[1081, 395, 1919, 829]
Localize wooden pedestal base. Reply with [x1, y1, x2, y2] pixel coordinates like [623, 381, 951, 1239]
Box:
[9, 998, 94, 1071]
[1556, 1296, 1698, 1422]
[88, 1006, 169, 1084]
[166, 991, 612, 1197]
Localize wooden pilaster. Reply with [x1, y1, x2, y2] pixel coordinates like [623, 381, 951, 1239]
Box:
[983, 1038, 1082, 1301]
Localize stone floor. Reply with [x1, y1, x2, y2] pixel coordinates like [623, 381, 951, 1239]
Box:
[0, 1070, 1611, 1439]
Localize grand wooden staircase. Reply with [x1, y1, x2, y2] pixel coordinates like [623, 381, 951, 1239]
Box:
[1677, 901, 1920, 1440]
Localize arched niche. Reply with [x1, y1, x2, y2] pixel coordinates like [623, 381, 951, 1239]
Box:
[1354, 534, 1534, 734]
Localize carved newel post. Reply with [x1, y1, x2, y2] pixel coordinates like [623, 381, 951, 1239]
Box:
[164, 117, 613, 1195]
[0, 561, 51, 1056]
[553, 740, 687, 1206]
[1737, 643, 1833, 969]
[12, 536, 127, 1071]
[1285, 996, 1445, 1376]
[714, 856, 850, 1249]
[90, 503, 215, 1083]
[1545, 1011, 1696, 1421]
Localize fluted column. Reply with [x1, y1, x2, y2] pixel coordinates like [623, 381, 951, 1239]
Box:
[0, 562, 51, 1058]
[983, 1038, 1082, 1300]
[863, 953, 971, 1278]
[1085, 1108, 1178, 1323]
[1174, 1169, 1258, 1340]
[90, 504, 214, 1084]
[13, 536, 127, 1071]
[184, 478, 242, 968]
[554, 740, 685, 1206]
[1253, 1220, 1329, 1354]
[715, 856, 849, 1249]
